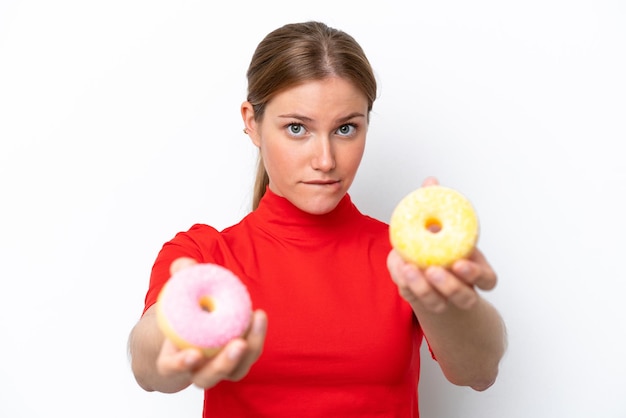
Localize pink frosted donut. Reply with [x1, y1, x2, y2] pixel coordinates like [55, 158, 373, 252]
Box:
[156, 263, 252, 357]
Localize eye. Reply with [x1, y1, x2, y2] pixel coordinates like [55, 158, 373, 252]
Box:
[336, 123, 357, 137]
[287, 123, 306, 137]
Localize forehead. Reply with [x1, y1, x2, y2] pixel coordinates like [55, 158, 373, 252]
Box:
[266, 77, 369, 116]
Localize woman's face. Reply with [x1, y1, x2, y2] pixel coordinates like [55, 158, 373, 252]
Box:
[242, 77, 369, 215]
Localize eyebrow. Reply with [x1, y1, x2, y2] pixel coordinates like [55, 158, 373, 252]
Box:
[277, 112, 366, 123]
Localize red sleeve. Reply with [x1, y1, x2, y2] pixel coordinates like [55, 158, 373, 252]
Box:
[142, 224, 224, 315]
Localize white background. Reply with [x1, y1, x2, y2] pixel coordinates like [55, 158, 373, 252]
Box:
[1, 1, 625, 417]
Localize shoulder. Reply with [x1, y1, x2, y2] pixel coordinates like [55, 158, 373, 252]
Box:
[176, 223, 220, 239]
[163, 223, 219, 247]
[345, 210, 391, 252]
[155, 223, 225, 261]
[355, 210, 390, 234]
[362, 214, 389, 228]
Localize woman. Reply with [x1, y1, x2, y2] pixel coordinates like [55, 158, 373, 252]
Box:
[128, 21, 506, 417]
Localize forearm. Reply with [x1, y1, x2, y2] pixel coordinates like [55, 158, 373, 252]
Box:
[128, 307, 192, 393]
[414, 296, 507, 391]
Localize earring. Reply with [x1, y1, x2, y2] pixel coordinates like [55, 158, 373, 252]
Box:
[243, 128, 248, 134]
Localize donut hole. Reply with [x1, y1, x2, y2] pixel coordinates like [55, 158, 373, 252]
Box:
[425, 217, 442, 233]
[199, 296, 215, 313]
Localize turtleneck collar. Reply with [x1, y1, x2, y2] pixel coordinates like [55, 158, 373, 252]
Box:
[251, 187, 360, 238]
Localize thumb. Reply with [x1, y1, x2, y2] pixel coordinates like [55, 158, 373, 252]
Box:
[170, 257, 199, 276]
[422, 176, 440, 187]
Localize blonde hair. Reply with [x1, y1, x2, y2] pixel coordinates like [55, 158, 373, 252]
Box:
[245, 21, 377, 210]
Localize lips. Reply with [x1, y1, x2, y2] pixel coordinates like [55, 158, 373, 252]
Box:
[303, 179, 340, 185]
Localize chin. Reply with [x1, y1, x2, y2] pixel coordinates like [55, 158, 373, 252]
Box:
[295, 196, 342, 215]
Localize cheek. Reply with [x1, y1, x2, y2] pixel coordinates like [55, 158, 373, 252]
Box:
[340, 142, 366, 173]
[261, 143, 296, 177]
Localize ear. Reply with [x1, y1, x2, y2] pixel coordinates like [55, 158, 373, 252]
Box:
[241, 101, 260, 147]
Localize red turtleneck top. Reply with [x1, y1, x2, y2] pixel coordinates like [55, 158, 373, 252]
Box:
[143, 189, 424, 417]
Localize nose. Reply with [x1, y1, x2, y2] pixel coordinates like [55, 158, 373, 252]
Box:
[311, 136, 336, 172]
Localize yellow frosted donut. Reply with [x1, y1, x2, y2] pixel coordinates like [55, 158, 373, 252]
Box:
[389, 185, 479, 269]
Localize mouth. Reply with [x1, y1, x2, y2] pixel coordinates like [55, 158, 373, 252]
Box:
[303, 179, 341, 186]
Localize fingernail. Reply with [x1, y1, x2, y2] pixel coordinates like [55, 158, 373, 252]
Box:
[405, 266, 419, 283]
[253, 313, 267, 335]
[228, 343, 244, 360]
[460, 265, 472, 277]
[184, 351, 199, 366]
[428, 268, 445, 284]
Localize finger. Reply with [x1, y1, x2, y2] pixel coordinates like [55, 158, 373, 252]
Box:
[402, 264, 448, 312]
[156, 339, 204, 376]
[229, 309, 268, 381]
[189, 311, 267, 388]
[190, 339, 247, 389]
[472, 249, 497, 290]
[421, 176, 439, 187]
[388, 250, 447, 312]
[170, 257, 198, 276]
[453, 248, 497, 290]
[425, 266, 478, 310]
[386, 249, 404, 285]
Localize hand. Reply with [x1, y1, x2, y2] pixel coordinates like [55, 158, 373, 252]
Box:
[155, 309, 267, 389]
[387, 177, 497, 313]
[388, 248, 497, 313]
[155, 257, 268, 389]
